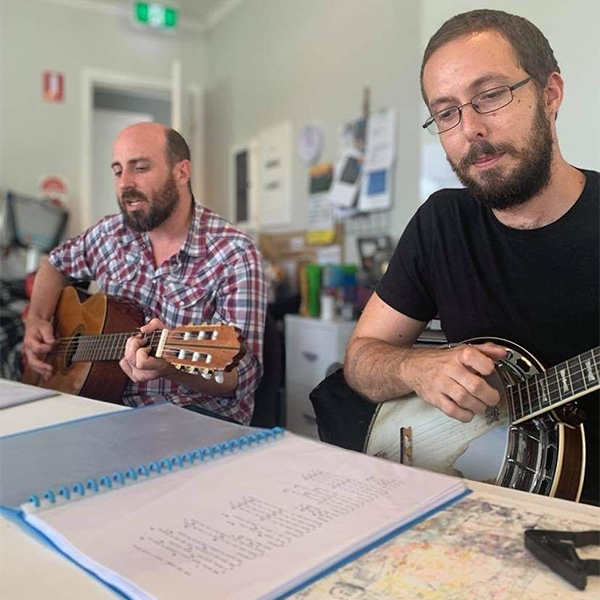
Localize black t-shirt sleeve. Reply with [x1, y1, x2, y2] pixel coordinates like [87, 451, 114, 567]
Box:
[376, 200, 438, 322]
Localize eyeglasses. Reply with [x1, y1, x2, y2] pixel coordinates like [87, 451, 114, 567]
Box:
[423, 76, 534, 135]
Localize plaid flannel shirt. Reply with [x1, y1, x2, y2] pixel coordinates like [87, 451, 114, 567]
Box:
[48, 202, 266, 425]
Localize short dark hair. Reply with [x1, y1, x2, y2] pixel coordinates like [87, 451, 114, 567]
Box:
[420, 9, 560, 104]
[165, 128, 192, 192]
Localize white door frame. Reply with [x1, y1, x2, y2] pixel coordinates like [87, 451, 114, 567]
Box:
[81, 68, 204, 230]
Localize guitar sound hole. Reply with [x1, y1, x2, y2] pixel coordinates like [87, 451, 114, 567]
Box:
[64, 334, 81, 369]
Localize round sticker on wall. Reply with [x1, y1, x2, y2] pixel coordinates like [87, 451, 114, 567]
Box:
[40, 175, 68, 207]
[297, 125, 324, 165]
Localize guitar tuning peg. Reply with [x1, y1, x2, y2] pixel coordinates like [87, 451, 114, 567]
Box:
[174, 364, 183, 371]
[185, 366, 198, 374]
[201, 369, 213, 380]
[215, 371, 224, 384]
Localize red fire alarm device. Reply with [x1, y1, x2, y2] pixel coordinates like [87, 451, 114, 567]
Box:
[43, 71, 65, 103]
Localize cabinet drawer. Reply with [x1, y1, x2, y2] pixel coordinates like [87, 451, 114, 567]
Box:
[285, 319, 354, 388]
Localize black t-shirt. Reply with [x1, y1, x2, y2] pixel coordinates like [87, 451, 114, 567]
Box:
[377, 169, 599, 502]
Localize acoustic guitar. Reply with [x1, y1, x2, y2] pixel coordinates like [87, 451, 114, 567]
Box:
[364, 337, 599, 502]
[24, 286, 245, 403]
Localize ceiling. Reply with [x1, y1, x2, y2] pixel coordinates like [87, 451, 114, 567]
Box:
[42, 0, 247, 31]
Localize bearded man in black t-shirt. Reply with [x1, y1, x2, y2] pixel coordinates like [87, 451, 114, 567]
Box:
[344, 10, 599, 504]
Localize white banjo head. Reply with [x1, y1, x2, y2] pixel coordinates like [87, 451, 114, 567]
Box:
[364, 337, 539, 483]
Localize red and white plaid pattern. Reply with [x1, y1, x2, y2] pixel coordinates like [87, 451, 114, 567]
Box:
[49, 202, 266, 424]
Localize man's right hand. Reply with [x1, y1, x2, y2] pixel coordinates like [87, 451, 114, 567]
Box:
[23, 316, 56, 380]
[400, 342, 507, 423]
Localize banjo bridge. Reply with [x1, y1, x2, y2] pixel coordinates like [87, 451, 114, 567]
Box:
[399, 427, 413, 466]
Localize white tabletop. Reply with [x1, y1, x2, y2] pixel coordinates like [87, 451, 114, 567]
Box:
[0, 380, 598, 600]
[0, 382, 128, 600]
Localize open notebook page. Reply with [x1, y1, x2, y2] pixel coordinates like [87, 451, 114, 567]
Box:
[24, 433, 466, 600]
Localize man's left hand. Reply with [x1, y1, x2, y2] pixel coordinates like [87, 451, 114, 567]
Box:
[120, 318, 176, 383]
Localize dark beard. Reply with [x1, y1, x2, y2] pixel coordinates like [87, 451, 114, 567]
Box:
[119, 174, 180, 233]
[447, 100, 554, 210]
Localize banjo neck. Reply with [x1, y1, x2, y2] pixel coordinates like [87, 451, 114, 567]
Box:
[509, 346, 599, 425]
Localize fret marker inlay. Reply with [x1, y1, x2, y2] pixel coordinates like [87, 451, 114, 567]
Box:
[558, 368, 570, 394]
[585, 359, 597, 383]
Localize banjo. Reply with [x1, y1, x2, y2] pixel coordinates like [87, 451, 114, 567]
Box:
[364, 338, 599, 501]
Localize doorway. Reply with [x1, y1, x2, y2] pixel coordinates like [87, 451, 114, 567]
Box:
[81, 68, 204, 232]
[91, 87, 171, 224]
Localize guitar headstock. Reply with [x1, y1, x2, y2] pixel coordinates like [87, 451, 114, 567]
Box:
[158, 323, 245, 382]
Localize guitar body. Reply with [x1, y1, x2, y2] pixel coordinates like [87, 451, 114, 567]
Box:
[26, 287, 144, 403]
[364, 337, 587, 501]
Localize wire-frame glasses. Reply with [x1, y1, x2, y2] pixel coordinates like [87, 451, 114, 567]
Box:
[423, 76, 534, 135]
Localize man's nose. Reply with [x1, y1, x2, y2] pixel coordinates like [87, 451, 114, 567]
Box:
[118, 170, 135, 191]
[460, 105, 489, 142]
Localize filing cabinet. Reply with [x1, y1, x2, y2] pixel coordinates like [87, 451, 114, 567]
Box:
[284, 315, 356, 440]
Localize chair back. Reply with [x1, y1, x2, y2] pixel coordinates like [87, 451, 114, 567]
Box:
[250, 313, 284, 427]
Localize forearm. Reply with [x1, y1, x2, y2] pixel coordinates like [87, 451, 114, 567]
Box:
[27, 260, 69, 322]
[344, 336, 420, 402]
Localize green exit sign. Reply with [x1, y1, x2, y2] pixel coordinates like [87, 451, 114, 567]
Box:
[134, 2, 178, 30]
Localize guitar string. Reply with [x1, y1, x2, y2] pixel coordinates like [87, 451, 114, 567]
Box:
[51, 330, 236, 349]
[51, 330, 221, 344]
[48, 324, 235, 343]
[51, 336, 237, 352]
[510, 352, 598, 418]
[506, 349, 598, 416]
[49, 329, 239, 365]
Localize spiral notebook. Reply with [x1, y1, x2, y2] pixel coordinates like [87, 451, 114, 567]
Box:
[0, 402, 253, 510]
[5, 407, 467, 600]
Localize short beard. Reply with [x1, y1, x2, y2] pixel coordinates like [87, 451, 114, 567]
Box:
[119, 174, 180, 233]
[447, 99, 554, 210]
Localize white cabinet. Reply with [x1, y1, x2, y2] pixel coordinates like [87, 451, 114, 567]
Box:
[284, 315, 356, 440]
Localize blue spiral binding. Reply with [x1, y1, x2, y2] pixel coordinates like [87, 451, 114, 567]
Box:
[125, 468, 138, 481]
[24, 426, 286, 511]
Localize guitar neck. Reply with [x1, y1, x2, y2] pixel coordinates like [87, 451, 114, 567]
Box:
[511, 347, 600, 424]
[58, 331, 163, 363]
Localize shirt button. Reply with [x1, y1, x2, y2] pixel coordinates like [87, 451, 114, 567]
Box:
[179, 301, 185, 306]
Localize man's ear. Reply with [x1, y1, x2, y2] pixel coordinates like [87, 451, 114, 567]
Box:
[172, 159, 192, 188]
[544, 72, 564, 119]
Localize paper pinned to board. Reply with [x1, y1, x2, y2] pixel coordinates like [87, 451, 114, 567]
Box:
[306, 162, 336, 245]
[358, 165, 394, 212]
[330, 151, 363, 209]
[363, 107, 396, 172]
[358, 108, 396, 212]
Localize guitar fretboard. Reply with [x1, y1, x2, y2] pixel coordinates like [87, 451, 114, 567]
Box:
[509, 347, 599, 424]
[62, 331, 162, 363]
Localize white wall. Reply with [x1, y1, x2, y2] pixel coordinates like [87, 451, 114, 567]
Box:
[0, 0, 206, 234]
[204, 0, 422, 261]
[1, 0, 598, 253]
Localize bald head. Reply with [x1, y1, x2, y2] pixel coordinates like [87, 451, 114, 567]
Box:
[113, 122, 192, 193]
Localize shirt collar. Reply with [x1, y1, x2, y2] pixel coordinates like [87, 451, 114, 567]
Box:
[178, 200, 206, 259]
[108, 200, 206, 258]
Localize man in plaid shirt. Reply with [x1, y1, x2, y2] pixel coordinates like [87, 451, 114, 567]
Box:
[23, 123, 266, 425]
